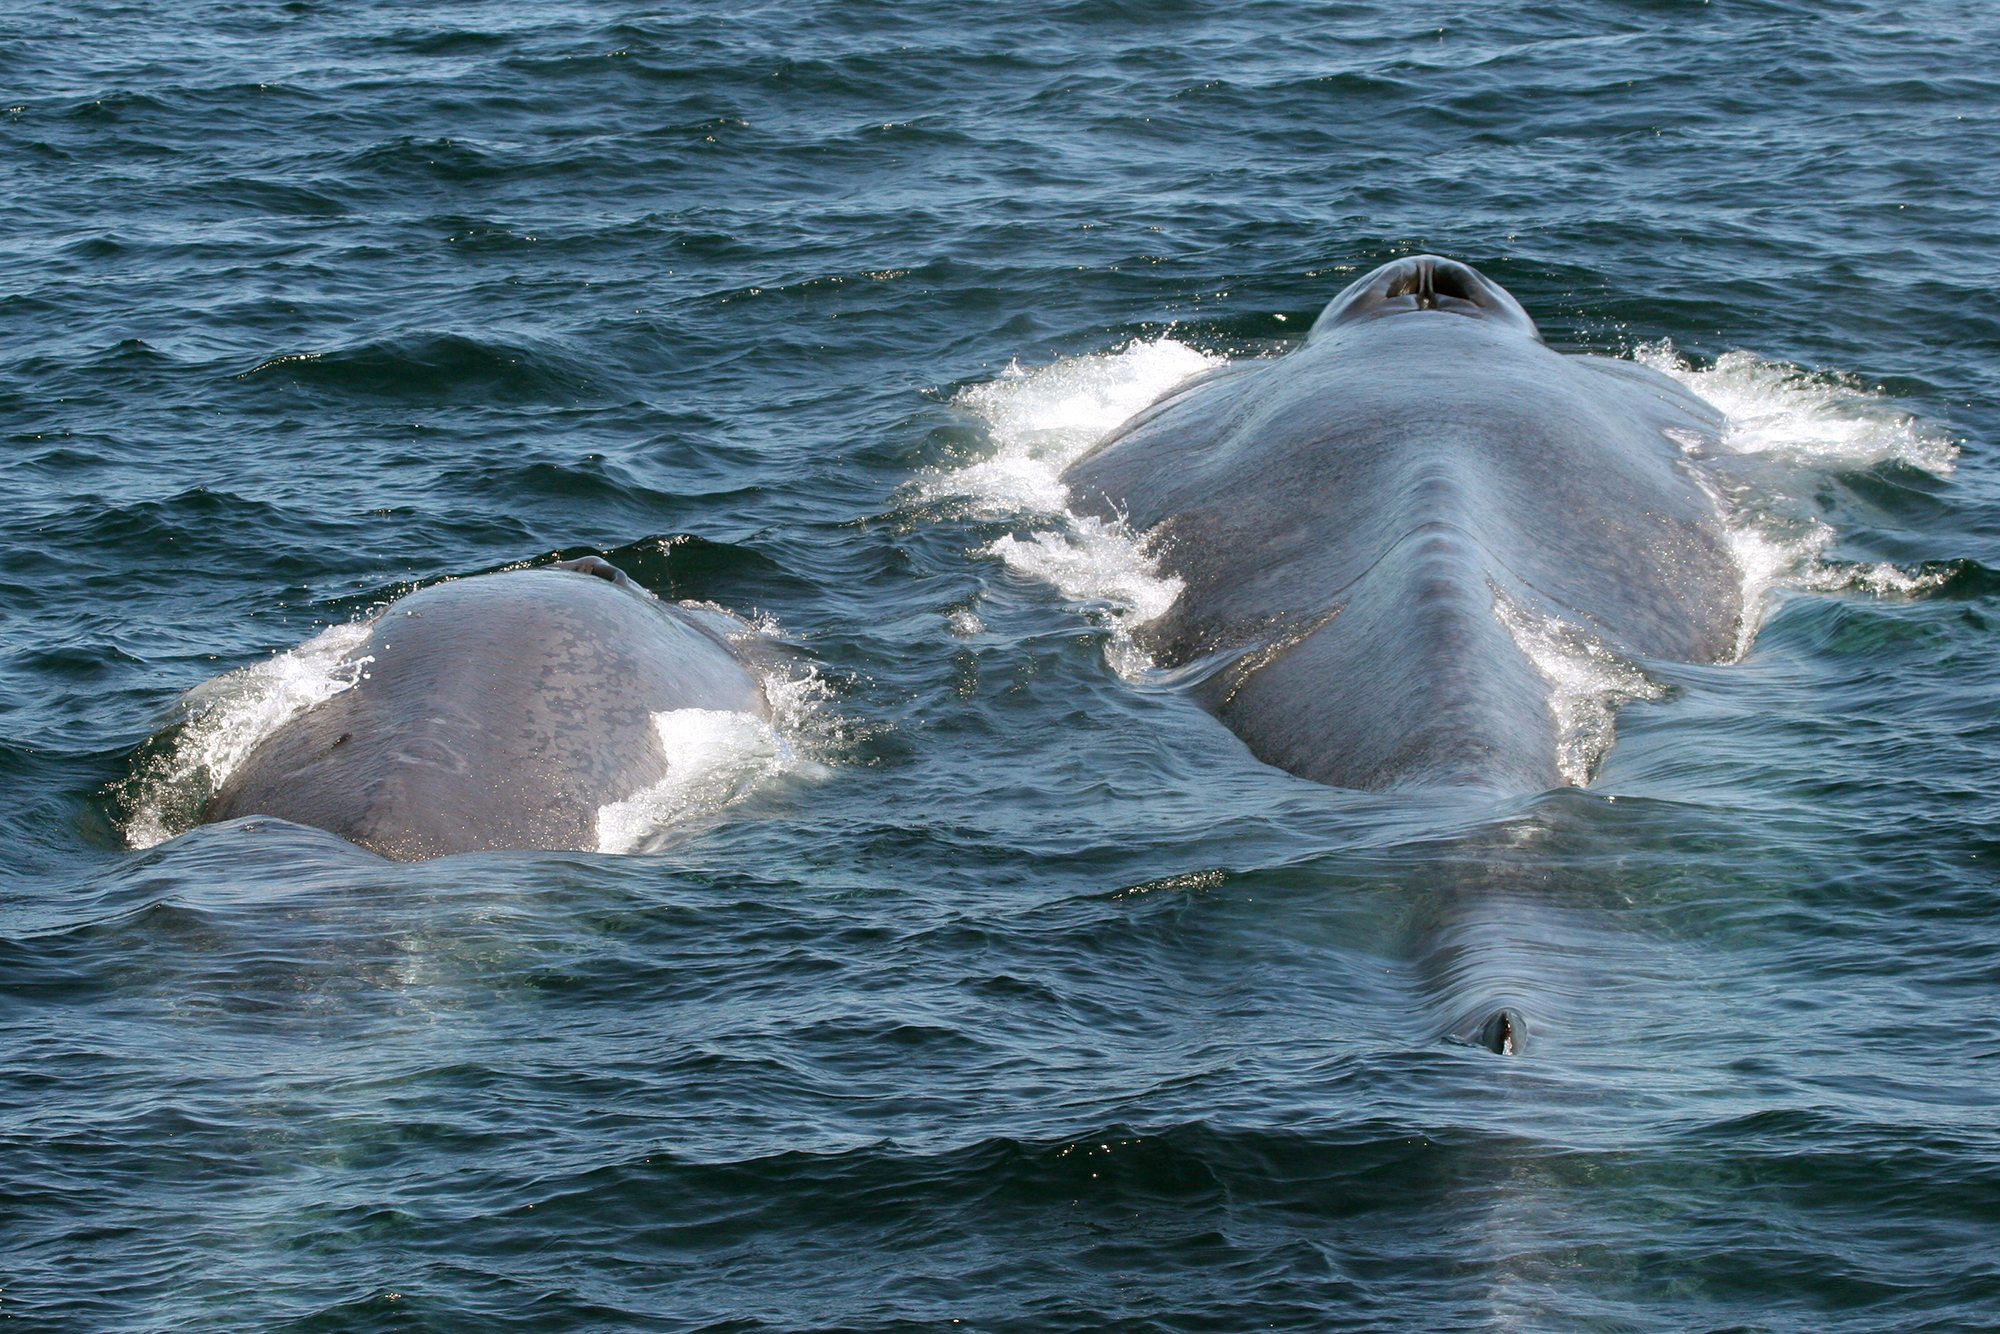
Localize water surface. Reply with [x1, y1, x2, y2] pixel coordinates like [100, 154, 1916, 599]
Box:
[4, 2, 1997, 1329]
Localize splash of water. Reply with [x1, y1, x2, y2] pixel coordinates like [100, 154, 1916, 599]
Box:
[122, 621, 377, 849]
[931, 337, 1220, 519]
[1637, 341, 1959, 631]
[1634, 343, 1957, 476]
[1491, 591, 1665, 788]
[936, 337, 1218, 675]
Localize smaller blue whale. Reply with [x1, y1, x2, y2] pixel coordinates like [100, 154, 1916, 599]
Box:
[203, 556, 767, 860]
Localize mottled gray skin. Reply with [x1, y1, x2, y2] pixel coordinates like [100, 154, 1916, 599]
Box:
[204, 557, 766, 860]
[1063, 256, 1744, 795]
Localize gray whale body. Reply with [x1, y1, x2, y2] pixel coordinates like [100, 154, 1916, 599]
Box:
[203, 556, 767, 860]
[1063, 255, 1745, 794]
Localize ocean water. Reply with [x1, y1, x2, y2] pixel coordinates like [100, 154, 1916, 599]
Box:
[5, 1, 1999, 1329]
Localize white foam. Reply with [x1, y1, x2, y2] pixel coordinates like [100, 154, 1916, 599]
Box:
[1716, 506, 1950, 608]
[1804, 560, 1954, 598]
[1492, 592, 1664, 788]
[934, 337, 1219, 674]
[986, 519, 1184, 678]
[1633, 343, 1957, 476]
[928, 338, 1220, 518]
[123, 620, 377, 849]
[594, 707, 793, 855]
[1633, 341, 1958, 642]
[1719, 522, 1829, 658]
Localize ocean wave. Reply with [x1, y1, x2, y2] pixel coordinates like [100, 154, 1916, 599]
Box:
[236, 331, 602, 404]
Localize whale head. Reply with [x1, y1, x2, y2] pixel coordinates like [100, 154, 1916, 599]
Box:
[1309, 255, 1540, 342]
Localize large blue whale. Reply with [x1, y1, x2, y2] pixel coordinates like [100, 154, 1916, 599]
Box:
[1063, 255, 1744, 795]
[1062, 257, 1750, 1054]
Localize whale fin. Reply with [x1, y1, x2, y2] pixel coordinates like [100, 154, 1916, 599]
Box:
[1477, 1007, 1524, 1056]
[1442, 1004, 1528, 1055]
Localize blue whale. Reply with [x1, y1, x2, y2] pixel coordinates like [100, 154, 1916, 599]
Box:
[203, 556, 767, 860]
[1063, 255, 1744, 795]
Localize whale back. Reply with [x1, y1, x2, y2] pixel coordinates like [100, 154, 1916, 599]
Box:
[205, 568, 766, 859]
[1063, 313, 1742, 790]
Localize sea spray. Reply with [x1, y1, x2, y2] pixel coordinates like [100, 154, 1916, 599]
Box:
[121, 620, 377, 849]
[938, 334, 1957, 787]
[932, 337, 1220, 674]
[1638, 341, 1959, 626]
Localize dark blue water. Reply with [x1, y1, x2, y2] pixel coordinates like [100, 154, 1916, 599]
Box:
[5, 2, 1998, 1329]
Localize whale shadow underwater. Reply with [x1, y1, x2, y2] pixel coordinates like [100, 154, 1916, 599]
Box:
[1061, 256, 1752, 1054]
[196, 555, 770, 861]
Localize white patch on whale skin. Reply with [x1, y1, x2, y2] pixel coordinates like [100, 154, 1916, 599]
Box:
[122, 621, 377, 849]
[935, 337, 1218, 676]
[1492, 591, 1664, 789]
